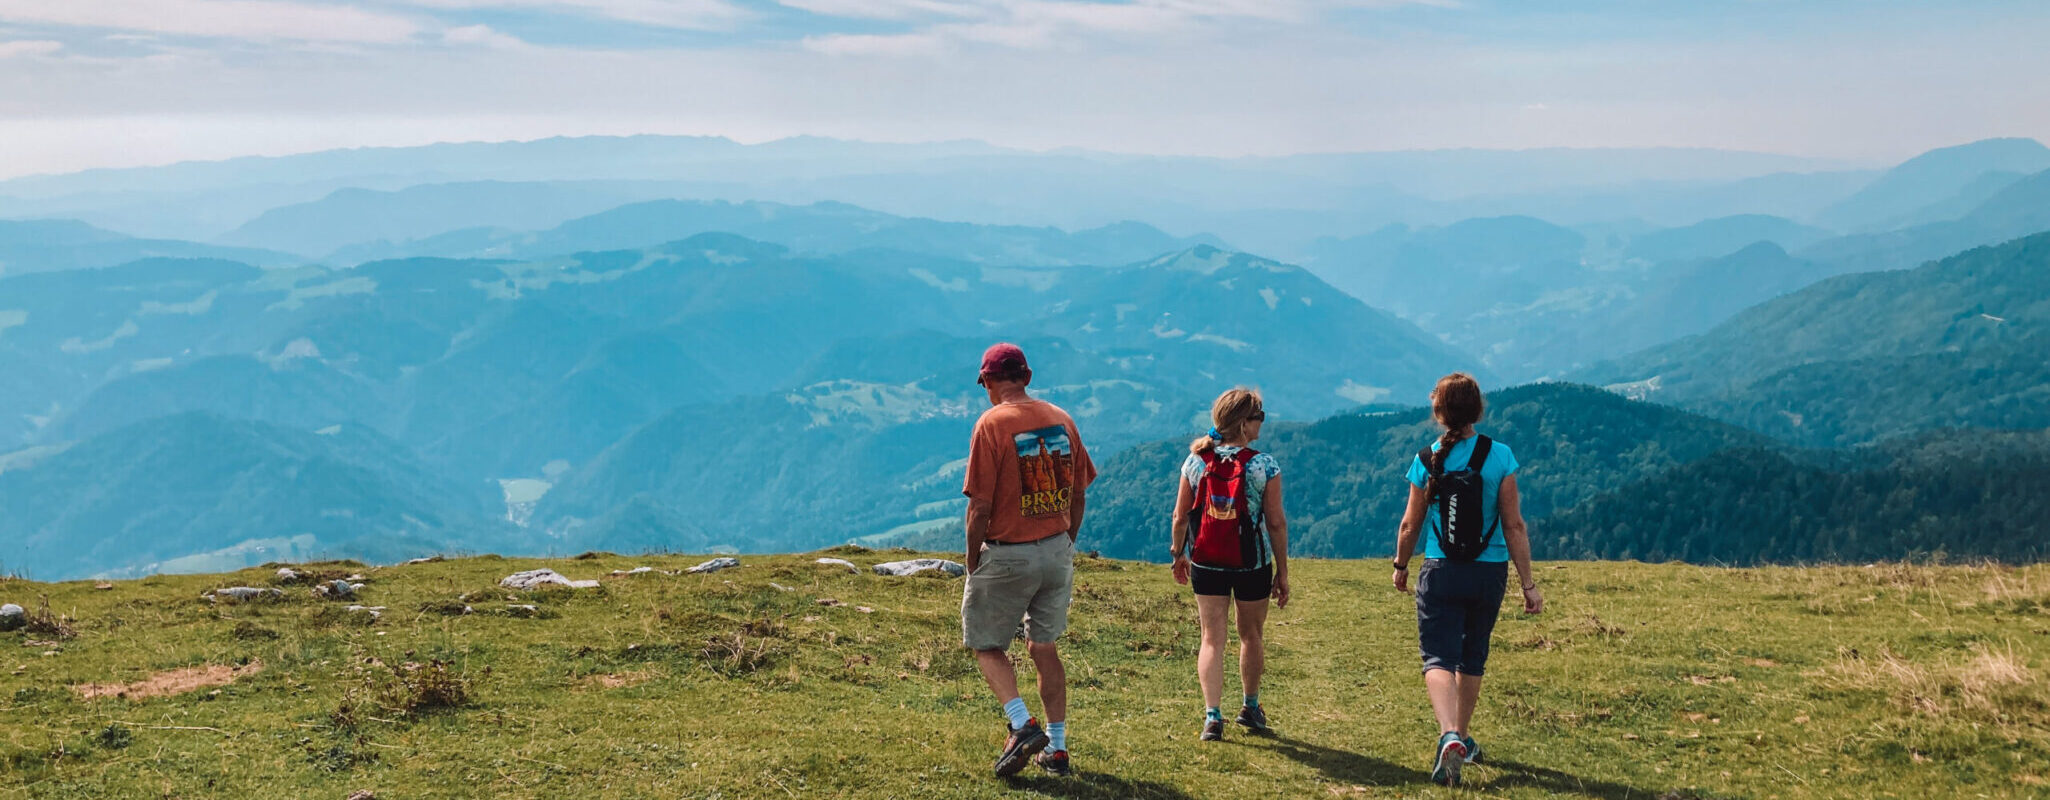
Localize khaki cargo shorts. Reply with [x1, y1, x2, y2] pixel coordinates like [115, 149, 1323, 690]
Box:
[961, 534, 1074, 651]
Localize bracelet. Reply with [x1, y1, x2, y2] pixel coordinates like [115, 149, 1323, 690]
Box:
[1521, 582, 1538, 591]
[1391, 560, 1409, 572]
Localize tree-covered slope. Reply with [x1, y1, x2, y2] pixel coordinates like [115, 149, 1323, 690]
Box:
[1546, 429, 2050, 564]
[1082, 383, 1772, 561]
[0, 414, 519, 580]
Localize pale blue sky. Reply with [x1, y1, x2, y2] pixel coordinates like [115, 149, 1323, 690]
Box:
[0, 0, 2046, 177]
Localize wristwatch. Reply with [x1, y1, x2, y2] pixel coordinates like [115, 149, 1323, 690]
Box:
[1391, 559, 1409, 571]
[1169, 549, 1185, 561]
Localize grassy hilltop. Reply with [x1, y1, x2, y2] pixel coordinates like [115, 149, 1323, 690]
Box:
[2, 552, 2047, 799]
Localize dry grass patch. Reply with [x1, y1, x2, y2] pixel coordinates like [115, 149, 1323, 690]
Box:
[74, 661, 263, 701]
[1823, 641, 2039, 723]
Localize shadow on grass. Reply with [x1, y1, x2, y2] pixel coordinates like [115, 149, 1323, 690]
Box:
[1262, 734, 1434, 788]
[1481, 759, 1674, 800]
[1010, 772, 1201, 800]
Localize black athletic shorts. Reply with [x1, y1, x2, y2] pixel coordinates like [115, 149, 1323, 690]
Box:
[1191, 563, 1273, 601]
[1415, 558, 1509, 676]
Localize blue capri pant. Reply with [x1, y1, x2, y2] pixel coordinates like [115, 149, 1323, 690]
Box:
[1415, 559, 1509, 676]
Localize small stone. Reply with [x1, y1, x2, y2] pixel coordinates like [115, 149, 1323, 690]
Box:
[856, 606, 874, 614]
[347, 790, 377, 800]
[314, 579, 359, 600]
[206, 587, 284, 603]
[500, 569, 599, 590]
[0, 604, 23, 632]
[344, 605, 386, 620]
[769, 582, 794, 592]
[814, 558, 859, 572]
[872, 559, 966, 578]
[92, 582, 113, 591]
[686, 557, 740, 575]
[405, 556, 443, 565]
[275, 567, 304, 582]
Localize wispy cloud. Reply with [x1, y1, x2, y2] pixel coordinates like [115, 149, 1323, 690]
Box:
[797, 0, 1452, 55]
[0, 39, 62, 58]
[399, 0, 750, 31]
[0, 0, 424, 43]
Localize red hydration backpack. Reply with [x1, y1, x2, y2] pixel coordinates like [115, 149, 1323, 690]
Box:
[1188, 448, 1263, 568]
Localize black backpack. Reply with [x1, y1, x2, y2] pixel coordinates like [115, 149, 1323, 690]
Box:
[1420, 435, 1499, 561]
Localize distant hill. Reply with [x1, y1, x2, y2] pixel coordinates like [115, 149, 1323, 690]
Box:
[0, 413, 517, 581]
[217, 181, 691, 258]
[1303, 216, 1846, 381]
[0, 219, 296, 276]
[1583, 231, 2050, 447]
[324, 198, 1227, 267]
[1, 134, 1862, 250]
[1585, 231, 2050, 402]
[1798, 167, 2050, 275]
[1814, 137, 2050, 232]
[1621, 214, 1834, 263]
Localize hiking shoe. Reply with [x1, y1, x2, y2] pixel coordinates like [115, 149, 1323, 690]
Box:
[1460, 733, 1483, 764]
[1200, 719, 1225, 741]
[1431, 731, 1468, 786]
[1034, 749, 1074, 776]
[1235, 704, 1271, 734]
[995, 719, 1049, 777]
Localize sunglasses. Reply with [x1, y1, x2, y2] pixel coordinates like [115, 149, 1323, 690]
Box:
[1249, 411, 1266, 421]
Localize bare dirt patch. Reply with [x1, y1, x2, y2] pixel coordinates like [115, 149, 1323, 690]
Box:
[74, 661, 264, 700]
[580, 670, 655, 690]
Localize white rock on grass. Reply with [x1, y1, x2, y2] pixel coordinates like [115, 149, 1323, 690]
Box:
[608, 566, 666, 577]
[206, 587, 285, 603]
[274, 567, 304, 582]
[686, 557, 740, 574]
[344, 605, 386, 620]
[499, 569, 600, 590]
[873, 559, 966, 578]
[814, 558, 859, 572]
[0, 604, 23, 631]
[314, 579, 364, 599]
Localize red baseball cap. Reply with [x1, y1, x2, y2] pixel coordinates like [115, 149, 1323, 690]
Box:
[978, 342, 1029, 381]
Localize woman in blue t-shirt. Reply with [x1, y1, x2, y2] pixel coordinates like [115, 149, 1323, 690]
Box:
[1392, 373, 1544, 786]
[1169, 388, 1290, 742]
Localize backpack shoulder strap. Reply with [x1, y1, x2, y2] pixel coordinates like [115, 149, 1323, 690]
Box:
[1232, 448, 1259, 465]
[1417, 446, 1438, 476]
[1468, 435, 1493, 472]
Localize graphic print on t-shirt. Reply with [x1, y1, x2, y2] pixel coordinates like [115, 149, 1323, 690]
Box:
[1014, 424, 1077, 518]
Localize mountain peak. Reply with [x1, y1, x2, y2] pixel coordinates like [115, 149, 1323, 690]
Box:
[1137, 245, 1295, 275]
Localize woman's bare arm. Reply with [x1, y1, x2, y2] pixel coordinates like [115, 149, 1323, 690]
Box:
[1394, 482, 1428, 591]
[1498, 474, 1544, 613]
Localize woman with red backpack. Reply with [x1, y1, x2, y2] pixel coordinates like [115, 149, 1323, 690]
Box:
[1169, 388, 1291, 741]
[1392, 373, 1544, 786]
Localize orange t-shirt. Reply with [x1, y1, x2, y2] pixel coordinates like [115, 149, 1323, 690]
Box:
[962, 399, 1097, 544]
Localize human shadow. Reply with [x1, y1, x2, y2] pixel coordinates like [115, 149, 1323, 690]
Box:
[1260, 734, 1435, 788]
[1010, 771, 1202, 800]
[1481, 759, 1672, 800]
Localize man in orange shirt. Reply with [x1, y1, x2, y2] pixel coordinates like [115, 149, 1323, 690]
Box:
[961, 342, 1096, 778]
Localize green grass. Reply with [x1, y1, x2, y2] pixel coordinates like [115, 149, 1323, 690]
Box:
[3, 552, 2048, 798]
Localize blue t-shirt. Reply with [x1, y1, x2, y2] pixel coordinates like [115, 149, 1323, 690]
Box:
[1405, 435, 1519, 563]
